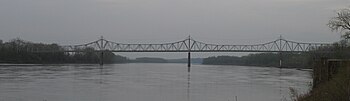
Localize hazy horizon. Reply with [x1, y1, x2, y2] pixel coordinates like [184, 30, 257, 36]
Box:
[0, 0, 349, 58]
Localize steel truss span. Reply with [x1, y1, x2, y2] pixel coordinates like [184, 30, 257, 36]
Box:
[31, 37, 331, 53]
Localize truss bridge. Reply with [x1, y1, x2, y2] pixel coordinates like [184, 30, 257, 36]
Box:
[54, 37, 330, 53]
[30, 36, 331, 71]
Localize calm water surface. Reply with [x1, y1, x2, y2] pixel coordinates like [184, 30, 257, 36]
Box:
[0, 63, 311, 101]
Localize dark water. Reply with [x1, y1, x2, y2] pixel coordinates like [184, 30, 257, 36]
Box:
[0, 63, 311, 101]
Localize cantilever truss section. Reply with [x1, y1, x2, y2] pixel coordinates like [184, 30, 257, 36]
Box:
[31, 37, 332, 53]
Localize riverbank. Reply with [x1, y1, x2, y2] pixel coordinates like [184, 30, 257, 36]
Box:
[296, 60, 350, 101]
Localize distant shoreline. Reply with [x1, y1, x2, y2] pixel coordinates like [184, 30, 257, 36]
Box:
[201, 63, 312, 69]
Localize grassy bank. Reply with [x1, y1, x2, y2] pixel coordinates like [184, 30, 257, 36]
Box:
[297, 60, 350, 101]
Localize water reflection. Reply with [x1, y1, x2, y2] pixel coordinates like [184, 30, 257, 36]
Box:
[187, 72, 191, 101]
[0, 64, 311, 101]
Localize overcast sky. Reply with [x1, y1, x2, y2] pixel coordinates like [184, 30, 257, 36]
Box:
[0, 0, 349, 58]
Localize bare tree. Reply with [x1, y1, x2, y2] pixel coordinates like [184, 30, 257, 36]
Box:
[328, 7, 350, 39]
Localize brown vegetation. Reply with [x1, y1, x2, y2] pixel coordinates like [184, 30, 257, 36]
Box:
[297, 60, 350, 101]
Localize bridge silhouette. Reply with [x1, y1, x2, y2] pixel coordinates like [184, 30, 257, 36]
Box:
[30, 36, 331, 71]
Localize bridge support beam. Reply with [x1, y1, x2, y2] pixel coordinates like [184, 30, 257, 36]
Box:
[187, 52, 191, 72]
[99, 36, 104, 66]
[187, 36, 191, 72]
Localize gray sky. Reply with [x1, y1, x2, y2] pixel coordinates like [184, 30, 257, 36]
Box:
[0, 0, 349, 59]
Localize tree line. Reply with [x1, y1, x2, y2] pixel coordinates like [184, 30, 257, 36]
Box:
[202, 53, 312, 68]
[0, 38, 128, 64]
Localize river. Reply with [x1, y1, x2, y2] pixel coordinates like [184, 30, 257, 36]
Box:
[0, 63, 311, 101]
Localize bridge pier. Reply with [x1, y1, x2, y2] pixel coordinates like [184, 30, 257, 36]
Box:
[188, 52, 191, 72]
[99, 51, 104, 66]
[187, 36, 191, 72]
[99, 36, 104, 66]
[279, 52, 283, 68]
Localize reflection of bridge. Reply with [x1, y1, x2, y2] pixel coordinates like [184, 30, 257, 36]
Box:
[32, 36, 331, 71]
